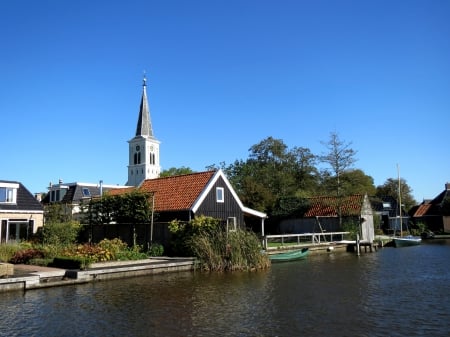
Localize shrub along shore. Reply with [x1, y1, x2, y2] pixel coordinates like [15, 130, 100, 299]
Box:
[1, 216, 270, 273]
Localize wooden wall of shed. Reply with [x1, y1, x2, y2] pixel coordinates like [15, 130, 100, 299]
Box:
[195, 176, 245, 227]
[279, 217, 342, 234]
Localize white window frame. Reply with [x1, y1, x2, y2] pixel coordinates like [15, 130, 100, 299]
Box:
[0, 183, 19, 204]
[216, 187, 224, 203]
[227, 217, 237, 232]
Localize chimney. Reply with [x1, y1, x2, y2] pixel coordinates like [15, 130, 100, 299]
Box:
[446, 182, 450, 190]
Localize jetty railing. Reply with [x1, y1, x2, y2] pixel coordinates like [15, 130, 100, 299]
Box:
[263, 232, 350, 250]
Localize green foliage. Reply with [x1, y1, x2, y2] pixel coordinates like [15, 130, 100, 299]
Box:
[319, 131, 358, 196]
[44, 203, 73, 223]
[339, 169, 377, 196]
[224, 137, 319, 216]
[342, 219, 360, 240]
[63, 243, 113, 263]
[376, 178, 416, 211]
[97, 238, 128, 258]
[160, 166, 194, 177]
[169, 216, 221, 256]
[272, 196, 311, 218]
[83, 190, 154, 225]
[51, 256, 91, 270]
[148, 243, 164, 257]
[9, 248, 45, 264]
[189, 227, 270, 271]
[59, 239, 149, 264]
[169, 216, 270, 271]
[115, 245, 148, 261]
[410, 222, 426, 236]
[0, 242, 22, 263]
[42, 221, 81, 246]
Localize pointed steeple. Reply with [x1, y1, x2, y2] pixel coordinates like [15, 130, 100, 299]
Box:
[135, 75, 154, 138]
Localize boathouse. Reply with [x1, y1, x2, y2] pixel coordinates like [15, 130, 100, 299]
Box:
[279, 194, 375, 242]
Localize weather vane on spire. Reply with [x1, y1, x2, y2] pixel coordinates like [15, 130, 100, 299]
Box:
[143, 70, 147, 86]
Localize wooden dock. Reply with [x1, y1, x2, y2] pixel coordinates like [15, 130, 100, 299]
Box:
[264, 232, 380, 255]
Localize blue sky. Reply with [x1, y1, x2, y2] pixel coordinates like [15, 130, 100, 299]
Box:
[1, 0, 449, 202]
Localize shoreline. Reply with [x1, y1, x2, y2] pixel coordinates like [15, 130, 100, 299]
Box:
[0, 257, 196, 293]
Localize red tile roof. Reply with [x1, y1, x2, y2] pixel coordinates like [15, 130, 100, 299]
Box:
[304, 195, 365, 217]
[413, 203, 433, 217]
[107, 187, 135, 196]
[138, 171, 215, 212]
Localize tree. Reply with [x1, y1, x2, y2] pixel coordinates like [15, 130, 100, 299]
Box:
[160, 166, 194, 177]
[376, 178, 416, 211]
[319, 131, 358, 197]
[340, 169, 376, 196]
[224, 137, 319, 217]
[319, 131, 358, 226]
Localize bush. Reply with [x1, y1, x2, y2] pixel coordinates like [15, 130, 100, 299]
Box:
[97, 238, 128, 259]
[64, 243, 114, 263]
[170, 216, 270, 271]
[43, 221, 81, 246]
[0, 242, 21, 263]
[169, 216, 221, 256]
[51, 256, 91, 270]
[116, 245, 148, 260]
[148, 243, 164, 257]
[9, 248, 45, 264]
[189, 227, 270, 271]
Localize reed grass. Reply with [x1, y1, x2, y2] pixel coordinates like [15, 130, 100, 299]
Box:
[189, 227, 270, 272]
[0, 242, 22, 263]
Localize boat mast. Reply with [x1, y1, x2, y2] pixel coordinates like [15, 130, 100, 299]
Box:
[397, 164, 402, 237]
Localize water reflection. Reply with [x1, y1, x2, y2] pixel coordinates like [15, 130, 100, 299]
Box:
[1, 241, 450, 337]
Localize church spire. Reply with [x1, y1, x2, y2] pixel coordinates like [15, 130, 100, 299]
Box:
[135, 74, 154, 138]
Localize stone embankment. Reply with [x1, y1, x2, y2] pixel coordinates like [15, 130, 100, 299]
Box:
[0, 257, 196, 293]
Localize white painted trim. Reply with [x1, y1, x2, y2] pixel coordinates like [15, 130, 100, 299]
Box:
[191, 170, 267, 219]
[0, 210, 44, 214]
[242, 206, 267, 219]
[0, 182, 19, 189]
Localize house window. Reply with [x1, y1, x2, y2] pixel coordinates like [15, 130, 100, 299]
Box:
[50, 188, 67, 202]
[0, 219, 32, 242]
[216, 187, 224, 203]
[0, 187, 15, 203]
[227, 217, 236, 232]
[82, 188, 91, 197]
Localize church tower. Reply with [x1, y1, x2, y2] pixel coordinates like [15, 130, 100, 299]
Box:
[127, 76, 161, 186]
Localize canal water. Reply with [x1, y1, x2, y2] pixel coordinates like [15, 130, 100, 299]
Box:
[1, 240, 450, 337]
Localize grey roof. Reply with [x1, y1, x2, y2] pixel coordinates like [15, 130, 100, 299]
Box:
[371, 195, 406, 217]
[135, 77, 154, 138]
[0, 180, 43, 212]
[41, 183, 128, 204]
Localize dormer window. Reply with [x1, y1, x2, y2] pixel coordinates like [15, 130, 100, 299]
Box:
[82, 188, 91, 197]
[49, 187, 68, 202]
[0, 183, 18, 203]
[216, 187, 224, 203]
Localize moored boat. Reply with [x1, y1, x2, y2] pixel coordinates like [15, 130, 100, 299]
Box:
[268, 248, 309, 262]
[393, 235, 421, 247]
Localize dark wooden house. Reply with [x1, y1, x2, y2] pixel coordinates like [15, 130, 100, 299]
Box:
[100, 170, 267, 246]
[410, 183, 450, 233]
[139, 170, 266, 227]
[279, 194, 375, 242]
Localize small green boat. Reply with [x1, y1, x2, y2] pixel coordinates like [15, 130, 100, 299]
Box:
[393, 235, 421, 247]
[269, 248, 309, 262]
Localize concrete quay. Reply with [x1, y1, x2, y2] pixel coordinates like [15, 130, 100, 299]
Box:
[0, 257, 196, 293]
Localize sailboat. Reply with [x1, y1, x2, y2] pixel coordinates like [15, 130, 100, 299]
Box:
[392, 164, 422, 248]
